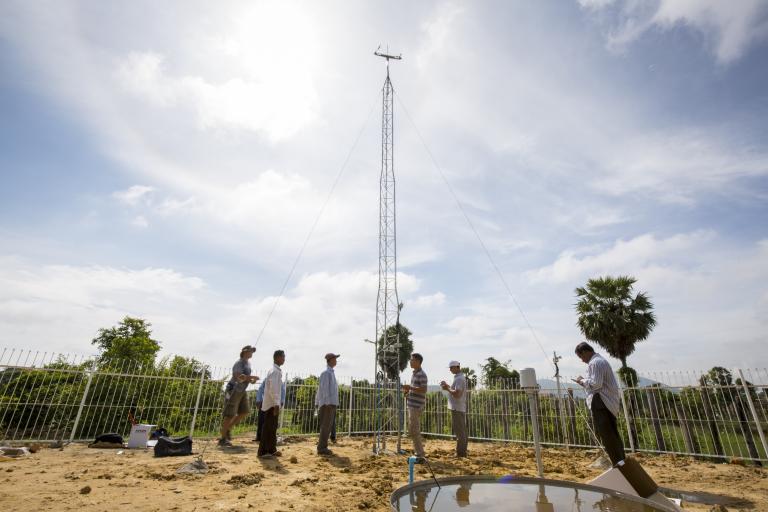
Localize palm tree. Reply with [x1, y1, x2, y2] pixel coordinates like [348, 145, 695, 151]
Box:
[480, 357, 520, 389]
[460, 367, 478, 389]
[575, 275, 656, 369]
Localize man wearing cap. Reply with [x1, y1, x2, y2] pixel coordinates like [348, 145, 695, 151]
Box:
[219, 345, 259, 447]
[315, 353, 340, 455]
[402, 353, 428, 459]
[259, 349, 286, 458]
[440, 361, 468, 457]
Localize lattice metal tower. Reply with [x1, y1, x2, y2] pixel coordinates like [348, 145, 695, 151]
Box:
[373, 48, 402, 455]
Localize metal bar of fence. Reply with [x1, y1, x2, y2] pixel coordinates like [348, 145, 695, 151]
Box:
[738, 369, 767, 458]
[618, 380, 635, 452]
[69, 370, 93, 443]
[189, 368, 207, 438]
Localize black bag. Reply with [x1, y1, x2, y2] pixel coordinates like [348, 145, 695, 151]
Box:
[154, 436, 192, 457]
[95, 433, 124, 444]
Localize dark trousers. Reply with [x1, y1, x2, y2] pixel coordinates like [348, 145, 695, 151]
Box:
[258, 407, 279, 456]
[317, 404, 337, 451]
[330, 411, 337, 442]
[256, 408, 266, 441]
[591, 394, 626, 465]
[451, 410, 468, 456]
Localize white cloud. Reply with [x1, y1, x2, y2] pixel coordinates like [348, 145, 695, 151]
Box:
[591, 130, 768, 201]
[416, 3, 466, 69]
[116, 51, 318, 141]
[582, 0, 768, 64]
[526, 231, 715, 284]
[113, 3, 321, 141]
[411, 292, 446, 309]
[131, 215, 149, 228]
[0, 256, 430, 376]
[578, 0, 616, 8]
[113, 185, 154, 206]
[2, 2, 767, 380]
[554, 207, 628, 233]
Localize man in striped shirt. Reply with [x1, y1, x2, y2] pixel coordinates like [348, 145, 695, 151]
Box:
[574, 341, 626, 465]
[402, 353, 428, 459]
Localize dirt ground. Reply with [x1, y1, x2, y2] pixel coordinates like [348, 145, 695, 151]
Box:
[1, 436, 765, 511]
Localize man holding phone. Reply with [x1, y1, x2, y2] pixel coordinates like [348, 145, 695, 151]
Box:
[440, 360, 468, 457]
[573, 342, 625, 465]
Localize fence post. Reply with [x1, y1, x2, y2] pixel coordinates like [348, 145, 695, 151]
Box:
[699, 375, 724, 457]
[738, 369, 768, 462]
[567, 388, 577, 444]
[555, 373, 569, 451]
[674, 398, 699, 456]
[69, 370, 94, 443]
[347, 384, 354, 437]
[646, 386, 667, 452]
[278, 378, 286, 434]
[618, 382, 636, 453]
[189, 368, 207, 438]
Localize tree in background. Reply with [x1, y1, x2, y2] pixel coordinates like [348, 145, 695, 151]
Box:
[575, 275, 656, 376]
[704, 367, 733, 387]
[480, 357, 520, 389]
[376, 323, 414, 380]
[461, 367, 478, 389]
[91, 316, 160, 369]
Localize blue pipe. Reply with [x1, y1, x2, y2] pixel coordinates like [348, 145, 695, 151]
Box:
[408, 456, 417, 484]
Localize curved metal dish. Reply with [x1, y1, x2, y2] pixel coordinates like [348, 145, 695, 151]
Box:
[390, 475, 677, 512]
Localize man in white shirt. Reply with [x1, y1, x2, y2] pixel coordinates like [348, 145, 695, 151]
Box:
[258, 349, 285, 459]
[440, 360, 468, 457]
[315, 353, 340, 455]
[574, 341, 626, 465]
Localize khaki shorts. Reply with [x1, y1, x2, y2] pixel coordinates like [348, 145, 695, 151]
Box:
[223, 390, 250, 417]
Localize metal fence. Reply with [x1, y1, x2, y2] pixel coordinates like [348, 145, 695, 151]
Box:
[1, 348, 766, 462]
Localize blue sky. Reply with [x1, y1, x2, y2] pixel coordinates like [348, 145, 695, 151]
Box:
[1, 1, 767, 381]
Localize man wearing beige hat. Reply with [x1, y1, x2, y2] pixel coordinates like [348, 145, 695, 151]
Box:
[219, 345, 259, 447]
[315, 352, 340, 455]
[440, 360, 468, 457]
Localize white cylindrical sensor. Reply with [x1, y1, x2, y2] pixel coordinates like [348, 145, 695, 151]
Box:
[520, 367, 537, 388]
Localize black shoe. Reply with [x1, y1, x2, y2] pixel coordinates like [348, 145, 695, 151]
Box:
[317, 449, 333, 455]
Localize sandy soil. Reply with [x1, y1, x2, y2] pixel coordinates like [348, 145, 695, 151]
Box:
[0, 436, 765, 511]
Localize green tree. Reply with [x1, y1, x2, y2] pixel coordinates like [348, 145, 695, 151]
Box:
[293, 375, 319, 433]
[376, 323, 414, 379]
[461, 367, 478, 389]
[575, 275, 656, 370]
[480, 357, 519, 389]
[91, 316, 160, 370]
[704, 367, 733, 387]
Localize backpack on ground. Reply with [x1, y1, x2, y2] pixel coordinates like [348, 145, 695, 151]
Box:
[88, 432, 124, 448]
